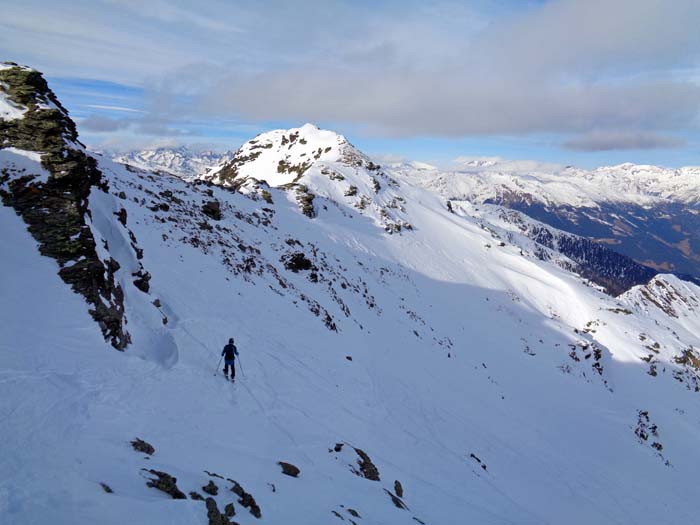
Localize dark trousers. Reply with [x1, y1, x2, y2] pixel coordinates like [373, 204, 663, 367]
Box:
[224, 360, 236, 379]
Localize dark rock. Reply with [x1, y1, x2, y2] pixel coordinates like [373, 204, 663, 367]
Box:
[132, 270, 151, 293]
[334, 443, 344, 453]
[224, 503, 236, 517]
[345, 356, 353, 361]
[202, 200, 222, 220]
[295, 186, 316, 218]
[469, 453, 488, 471]
[228, 479, 262, 518]
[100, 482, 113, 493]
[205, 497, 231, 525]
[203, 480, 219, 495]
[384, 488, 408, 510]
[115, 208, 127, 226]
[131, 438, 155, 455]
[278, 461, 300, 477]
[190, 491, 205, 501]
[394, 480, 404, 498]
[143, 469, 186, 499]
[353, 447, 380, 481]
[347, 508, 360, 518]
[283, 252, 314, 273]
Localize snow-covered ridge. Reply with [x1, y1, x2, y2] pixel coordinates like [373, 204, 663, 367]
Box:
[622, 274, 700, 321]
[112, 147, 233, 180]
[402, 157, 700, 207]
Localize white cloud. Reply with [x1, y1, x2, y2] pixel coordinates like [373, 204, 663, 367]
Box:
[563, 131, 686, 151]
[3, 0, 700, 149]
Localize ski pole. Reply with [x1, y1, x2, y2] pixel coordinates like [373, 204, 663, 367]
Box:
[214, 355, 223, 375]
[237, 355, 244, 377]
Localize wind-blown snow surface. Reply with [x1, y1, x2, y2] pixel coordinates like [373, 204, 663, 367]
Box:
[3, 141, 700, 524]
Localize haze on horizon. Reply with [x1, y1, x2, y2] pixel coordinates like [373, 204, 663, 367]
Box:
[2, 0, 700, 169]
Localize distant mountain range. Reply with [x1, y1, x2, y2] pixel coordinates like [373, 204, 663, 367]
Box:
[113, 145, 700, 283]
[111, 146, 234, 180]
[393, 158, 700, 283]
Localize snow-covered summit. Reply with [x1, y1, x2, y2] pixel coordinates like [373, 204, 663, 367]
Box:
[203, 123, 363, 187]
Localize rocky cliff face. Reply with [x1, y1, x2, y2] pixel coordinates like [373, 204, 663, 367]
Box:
[0, 63, 129, 349]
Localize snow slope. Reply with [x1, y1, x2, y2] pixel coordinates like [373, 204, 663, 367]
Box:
[4, 75, 700, 524]
[4, 149, 700, 524]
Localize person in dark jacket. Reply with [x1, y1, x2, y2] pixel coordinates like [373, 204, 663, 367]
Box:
[222, 337, 239, 381]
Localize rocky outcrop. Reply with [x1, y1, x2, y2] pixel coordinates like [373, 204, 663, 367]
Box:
[384, 488, 408, 510]
[0, 64, 130, 349]
[353, 447, 380, 481]
[228, 479, 261, 518]
[143, 469, 187, 499]
[130, 438, 155, 455]
[203, 480, 219, 495]
[205, 498, 233, 525]
[278, 461, 300, 477]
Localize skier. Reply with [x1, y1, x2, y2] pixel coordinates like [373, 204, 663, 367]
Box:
[221, 337, 239, 381]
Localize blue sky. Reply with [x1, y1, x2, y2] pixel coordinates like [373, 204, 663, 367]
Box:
[3, 0, 700, 168]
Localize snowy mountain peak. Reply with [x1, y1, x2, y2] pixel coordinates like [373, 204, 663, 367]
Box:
[112, 147, 233, 180]
[202, 123, 364, 187]
[201, 123, 412, 233]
